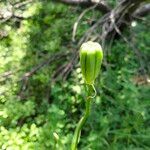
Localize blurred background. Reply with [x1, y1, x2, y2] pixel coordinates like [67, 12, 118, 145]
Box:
[0, 0, 150, 149]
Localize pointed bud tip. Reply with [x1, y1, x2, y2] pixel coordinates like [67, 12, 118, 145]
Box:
[80, 41, 102, 52]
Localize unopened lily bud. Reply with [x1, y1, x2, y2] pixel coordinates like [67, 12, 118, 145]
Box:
[80, 41, 103, 84]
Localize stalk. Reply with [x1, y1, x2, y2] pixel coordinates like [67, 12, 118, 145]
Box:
[71, 84, 94, 150]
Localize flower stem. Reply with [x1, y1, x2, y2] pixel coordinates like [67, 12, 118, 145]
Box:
[71, 84, 94, 150]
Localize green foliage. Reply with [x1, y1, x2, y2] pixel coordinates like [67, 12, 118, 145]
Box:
[0, 1, 149, 150]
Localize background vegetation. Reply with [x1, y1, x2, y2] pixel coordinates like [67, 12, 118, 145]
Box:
[0, 0, 150, 149]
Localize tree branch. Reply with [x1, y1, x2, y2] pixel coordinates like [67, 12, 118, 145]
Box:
[56, 0, 111, 13]
[134, 3, 150, 17]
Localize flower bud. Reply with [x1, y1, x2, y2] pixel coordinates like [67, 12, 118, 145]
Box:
[80, 41, 103, 84]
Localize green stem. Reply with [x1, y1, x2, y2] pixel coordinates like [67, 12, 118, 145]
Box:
[71, 84, 94, 150]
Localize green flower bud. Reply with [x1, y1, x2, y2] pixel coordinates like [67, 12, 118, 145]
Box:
[80, 41, 103, 84]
